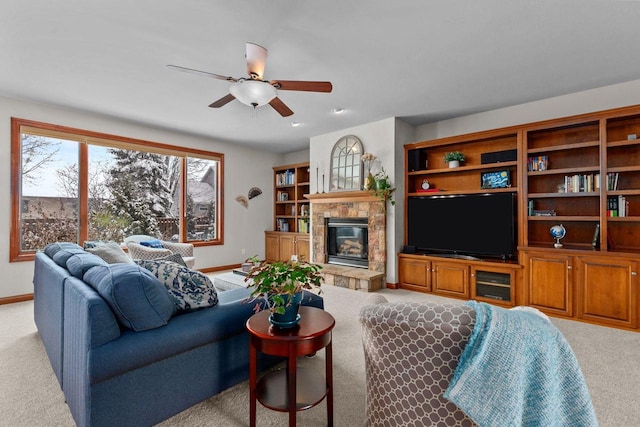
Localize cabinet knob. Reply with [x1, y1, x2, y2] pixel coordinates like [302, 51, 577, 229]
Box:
[632, 272, 637, 276]
[567, 265, 572, 270]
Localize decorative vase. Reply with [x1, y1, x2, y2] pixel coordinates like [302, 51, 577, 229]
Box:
[448, 160, 460, 168]
[365, 172, 376, 190]
[269, 292, 303, 328]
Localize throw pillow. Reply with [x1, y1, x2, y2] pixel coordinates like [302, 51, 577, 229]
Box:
[154, 254, 187, 267]
[83, 264, 176, 331]
[136, 260, 218, 312]
[140, 239, 164, 249]
[86, 242, 134, 264]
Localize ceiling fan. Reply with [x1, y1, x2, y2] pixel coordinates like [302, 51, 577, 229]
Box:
[167, 42, 333, 117]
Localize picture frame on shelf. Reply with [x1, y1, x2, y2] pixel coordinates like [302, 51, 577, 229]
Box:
[481, 170, 511, 189]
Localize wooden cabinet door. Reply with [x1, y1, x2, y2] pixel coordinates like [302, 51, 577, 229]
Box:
[398, 257, 431, 292]
[265, 232, 280, 262]
[524, 252, 573, 317]
[576, 256, 638, 329]
[296, 235, 310, 262]
[278, 234, 296, 261]
[432, 261, 469, 297]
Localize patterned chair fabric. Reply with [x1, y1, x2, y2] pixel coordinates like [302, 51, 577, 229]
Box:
[126, 238, 195, 269]
[359, 298, 477, 427]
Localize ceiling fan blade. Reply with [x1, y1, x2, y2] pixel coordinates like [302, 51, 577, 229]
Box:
[208, 93, 236, 108]
[166, 65, 237, 82]
[269, 97, 294, 117]
[271, 80, 333, 93]
[246, 42, 268, 80]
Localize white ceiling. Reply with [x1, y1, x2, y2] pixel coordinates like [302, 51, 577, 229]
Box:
[2, 1, 640, 153]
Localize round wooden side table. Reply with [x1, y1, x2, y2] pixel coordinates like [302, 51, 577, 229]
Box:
[246, 306, 335, 427]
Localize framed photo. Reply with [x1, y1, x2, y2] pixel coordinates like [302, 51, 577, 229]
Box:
[481, 170, 511, 189]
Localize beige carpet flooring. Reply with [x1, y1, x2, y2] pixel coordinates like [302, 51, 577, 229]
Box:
[1, 283, 639, 426]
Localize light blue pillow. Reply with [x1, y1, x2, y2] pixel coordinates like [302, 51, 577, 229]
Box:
[83, 264, 176, 331]
[140, 239, 164, 249]
[136, 260, 218, 312]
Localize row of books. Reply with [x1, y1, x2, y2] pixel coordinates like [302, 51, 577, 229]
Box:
[276, 218, 290, 232]
[297, 219, 310, 234]
[606, 172, 619, 191]
[607, 195, 630, 217]
[275, 169, 295, 186]
[527, 155, 549, 172]
[562, 174, 599, 193]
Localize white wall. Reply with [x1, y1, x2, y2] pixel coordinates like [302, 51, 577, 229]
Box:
[309, 118, 400, 283]
[415, 79, 640, 141]
[0, 95, 283, 299]
[283, 148, 310, 165]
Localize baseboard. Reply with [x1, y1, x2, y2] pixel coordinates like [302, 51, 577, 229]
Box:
[199, 263, 241, 274]
[0, 293, 33, 305]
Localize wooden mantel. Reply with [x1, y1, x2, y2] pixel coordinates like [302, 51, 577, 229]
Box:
[305, 190, 381, 203]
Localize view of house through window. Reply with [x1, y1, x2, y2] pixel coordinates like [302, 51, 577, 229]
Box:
[11, 118, 223, 261]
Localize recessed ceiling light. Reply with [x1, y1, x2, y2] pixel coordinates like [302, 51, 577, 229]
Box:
[291, 121, 301, 127]
[331, 107, 345, 114]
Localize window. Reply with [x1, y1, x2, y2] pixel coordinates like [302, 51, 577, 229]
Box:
[10, 118, 224, 262]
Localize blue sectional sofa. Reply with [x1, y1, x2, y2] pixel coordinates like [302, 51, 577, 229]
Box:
[33, 243, 323, 427]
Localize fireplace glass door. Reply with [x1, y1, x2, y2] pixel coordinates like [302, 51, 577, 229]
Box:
[326, 218, 368, 268]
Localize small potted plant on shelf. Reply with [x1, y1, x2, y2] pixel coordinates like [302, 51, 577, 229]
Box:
[373, 167, 396, 205]
[444, 151, 465, 168]
[246, 258, 323, 328]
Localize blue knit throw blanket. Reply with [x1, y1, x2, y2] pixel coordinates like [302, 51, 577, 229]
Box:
[444, 301, 598, 427]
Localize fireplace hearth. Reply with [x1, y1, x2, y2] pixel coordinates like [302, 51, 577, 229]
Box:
[326, 218, 369, 268]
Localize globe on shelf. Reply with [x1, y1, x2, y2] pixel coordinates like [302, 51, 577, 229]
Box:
[550, 224, 566, 248]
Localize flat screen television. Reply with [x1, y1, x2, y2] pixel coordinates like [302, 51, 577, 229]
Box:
[407, 192, 517, 260]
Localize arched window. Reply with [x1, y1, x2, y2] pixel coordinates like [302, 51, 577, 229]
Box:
[329, 135, 363, 191]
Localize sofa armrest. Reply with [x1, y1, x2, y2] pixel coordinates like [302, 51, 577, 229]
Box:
[359, 302, 476, 426]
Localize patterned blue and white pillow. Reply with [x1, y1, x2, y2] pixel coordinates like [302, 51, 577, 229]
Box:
[136, 259, 218, 312]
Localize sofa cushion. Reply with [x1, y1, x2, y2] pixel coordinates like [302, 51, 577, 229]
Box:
[43, 242, 83, 259]
[136, 260, 218, 312]
[86, 242, 135, 264]
[52, 247, 87, 268]
[66, 252, 108, 279]
[140, 239, 164, 249]
[83, 264, 176, 331]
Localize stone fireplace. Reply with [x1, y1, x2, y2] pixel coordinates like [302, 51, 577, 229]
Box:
[307, 191, 386, 291]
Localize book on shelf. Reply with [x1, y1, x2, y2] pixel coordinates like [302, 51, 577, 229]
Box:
[607, 172, 619, 191]
[532, 209, 556, 216]
[607, 195, 629, 217]
[563, 173, 597, 193]
[527, 155, 549, 172]
[275, 169, 295, 186]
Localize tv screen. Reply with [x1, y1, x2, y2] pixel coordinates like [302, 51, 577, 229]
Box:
[407, 193, 516, 259]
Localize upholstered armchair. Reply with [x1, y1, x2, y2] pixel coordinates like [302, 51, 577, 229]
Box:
[125, 235, 196, 269]
[359, 297, 477, 427]
[359, 297, 598, 427]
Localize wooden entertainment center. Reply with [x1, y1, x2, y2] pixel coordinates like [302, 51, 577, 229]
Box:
[400, 104, 640, 331]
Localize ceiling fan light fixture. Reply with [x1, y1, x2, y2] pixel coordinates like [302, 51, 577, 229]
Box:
[229, 79, 277, 107]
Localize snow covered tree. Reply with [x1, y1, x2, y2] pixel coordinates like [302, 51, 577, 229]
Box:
[106, 148, 174, 237]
